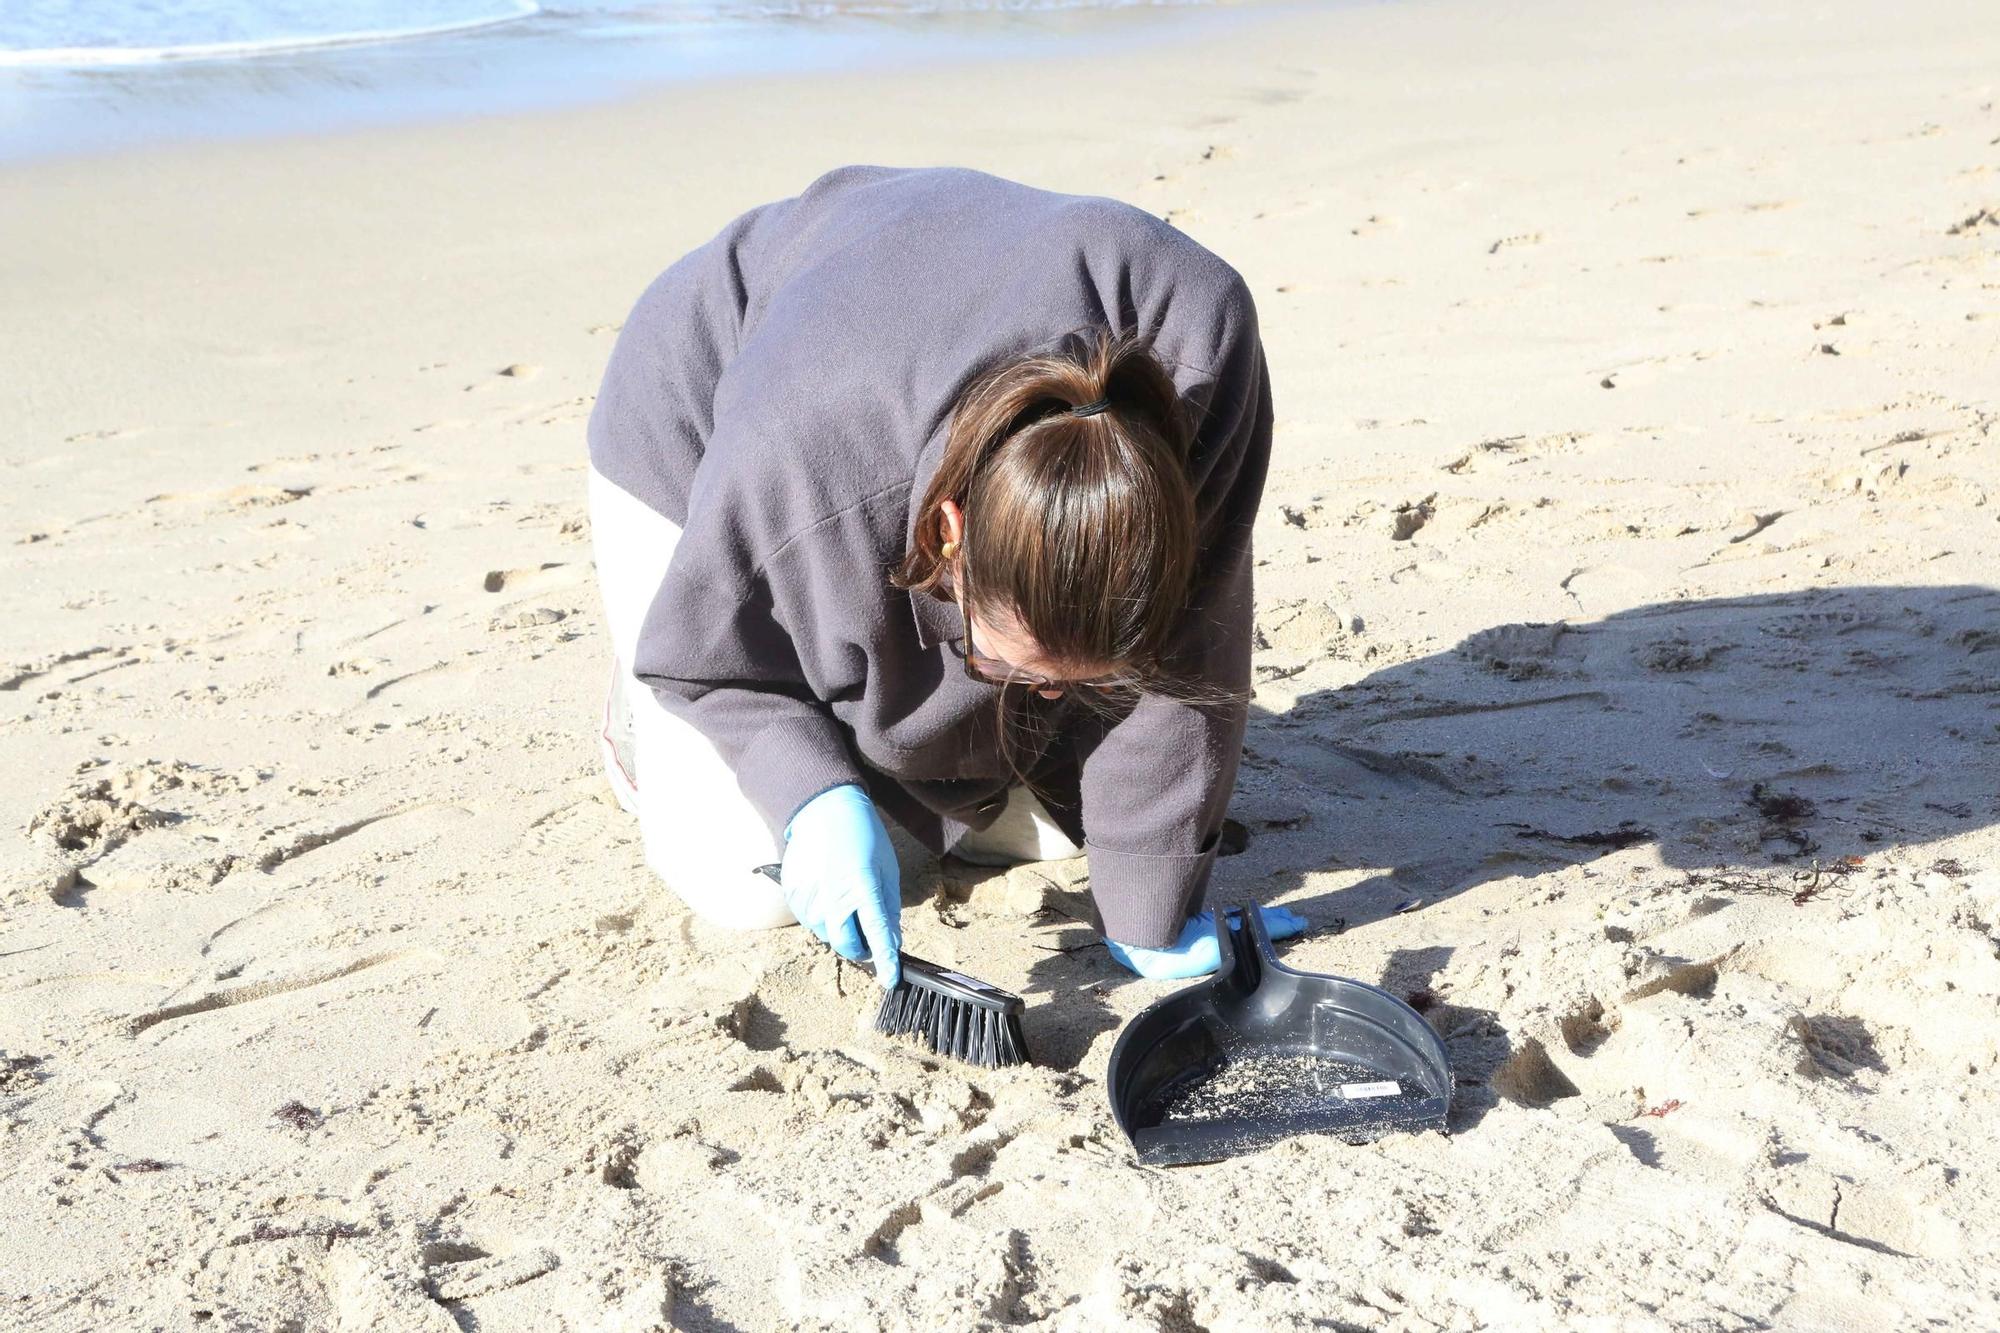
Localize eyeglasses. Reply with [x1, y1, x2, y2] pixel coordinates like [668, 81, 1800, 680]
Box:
[958, 595, 1038, 686]
[955, 581, 1135, 695]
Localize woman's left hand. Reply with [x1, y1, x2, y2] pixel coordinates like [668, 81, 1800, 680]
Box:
[1103, 905, 1309, 980]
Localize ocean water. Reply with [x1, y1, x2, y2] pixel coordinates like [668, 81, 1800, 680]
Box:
[0, 0, 540, 65]
[0, 0, 1233, 65]
[0, 0, 1263, 160]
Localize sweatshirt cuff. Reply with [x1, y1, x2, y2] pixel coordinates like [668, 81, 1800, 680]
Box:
[1083, 836, 1219, 948]
[734, 715, 864, 843]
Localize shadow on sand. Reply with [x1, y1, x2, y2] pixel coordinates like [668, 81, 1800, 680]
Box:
[1019, 582, 1999, 1084]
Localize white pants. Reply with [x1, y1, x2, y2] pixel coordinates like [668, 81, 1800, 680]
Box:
[589, 466, 793, 929]
[587, 466, 1079, 931]
[952, 783, 1084, 865]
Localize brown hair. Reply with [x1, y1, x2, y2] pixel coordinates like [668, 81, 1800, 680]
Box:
[892, 326, 1199, 682]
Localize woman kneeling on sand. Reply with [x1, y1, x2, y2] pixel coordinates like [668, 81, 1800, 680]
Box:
[586, 164, 1307, 989]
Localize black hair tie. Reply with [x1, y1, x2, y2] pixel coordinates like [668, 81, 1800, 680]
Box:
[1068, 397, 1111, 418]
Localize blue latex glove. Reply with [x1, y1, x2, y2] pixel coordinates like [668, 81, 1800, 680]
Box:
[1104, 905, 1310, 980]
[780, 784, 903, 989]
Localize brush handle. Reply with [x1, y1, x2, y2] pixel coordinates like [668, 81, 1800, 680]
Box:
[902, 955, 1011, 998]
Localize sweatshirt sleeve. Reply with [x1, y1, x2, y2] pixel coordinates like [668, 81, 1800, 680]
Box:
[629, 500, 867, 843]
[1077, 277, 1274, 947]
[591, 191, 869, 841]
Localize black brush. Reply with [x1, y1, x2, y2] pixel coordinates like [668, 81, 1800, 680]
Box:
[754, 864, 1031, 1068]
[873, 956, 1030, 1069]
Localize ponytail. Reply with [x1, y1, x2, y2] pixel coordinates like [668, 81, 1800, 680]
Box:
[892, 326, 1197, 677]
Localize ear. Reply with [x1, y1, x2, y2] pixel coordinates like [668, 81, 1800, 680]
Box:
[938, 499, 966, 551]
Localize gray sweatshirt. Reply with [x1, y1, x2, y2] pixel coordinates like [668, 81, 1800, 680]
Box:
[587, 164, 1272, 948]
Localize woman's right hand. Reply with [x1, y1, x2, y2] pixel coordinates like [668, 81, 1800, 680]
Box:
[780, 784, 904, 989]
[1103, 905, 1309, 980]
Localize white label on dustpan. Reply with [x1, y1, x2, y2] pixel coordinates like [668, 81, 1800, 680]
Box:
[1339, 1081, 1402, 1100]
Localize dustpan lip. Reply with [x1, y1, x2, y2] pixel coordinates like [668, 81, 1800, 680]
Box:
[1104, 901, 1455, 1157]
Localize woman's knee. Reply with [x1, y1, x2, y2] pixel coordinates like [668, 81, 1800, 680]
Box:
[642, 842, 796, 931]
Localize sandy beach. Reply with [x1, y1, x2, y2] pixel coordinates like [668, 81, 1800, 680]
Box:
[4, 0, 1999, 1326]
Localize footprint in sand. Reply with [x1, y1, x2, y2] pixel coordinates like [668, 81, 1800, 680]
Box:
[0, 1055, 46, 1094]
[1686, 200, 1797, 219]
[27, 775, 172, 860]
[359, 659, 481, 705]
[1595, 356, 1682, 390]
[1758, 1160, 1945, 1259]
[125, 948, 426, 1037]
[519, 798, 616, 858]
[1489, 1036, 1581, 1108]
[1490, 949, 1733, 1116]
[142, 483, 313, 510]
[462, 363, 541, 392]
[1246, 192, 1322, 223]
[1945, 206, 1997, 235]
[1255, 599, 1354, 654]
[482, 562, 573, 594]
[1726, 510, 1787, 544]
[1238, 83, 1309, 106]
[327, 656, 384, 677]
[1389, 495, 1435, 541]
[1788, 1012, 1888, 1081]
[509, 396, 593, 429]
[424, 1245, 562, 1302]
[1273, 500, 1324, 530]
[85, 826, 239, 893]
[1441, 430, 1586, 473]
[225, 484, 314, 509]
[251, 804, 469, 872]
[1623, 951, 1728, 1002]
[1558, 996, 1619, 1057]
[487, 606, 567, 632]
[1456, 621, 1571, 679]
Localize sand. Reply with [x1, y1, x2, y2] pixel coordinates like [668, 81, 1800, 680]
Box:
[4, 0, 1999, 1326]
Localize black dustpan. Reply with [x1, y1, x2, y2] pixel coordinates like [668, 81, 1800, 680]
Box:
[1106, 903, 1453, 1166]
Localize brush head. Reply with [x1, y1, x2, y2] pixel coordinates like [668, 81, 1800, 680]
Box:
[874, 955, 1031, 1069]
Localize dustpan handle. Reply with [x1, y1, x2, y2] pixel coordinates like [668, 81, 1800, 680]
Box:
[1236, 900, 1284, 965]
[1214, 903, 1262, 998]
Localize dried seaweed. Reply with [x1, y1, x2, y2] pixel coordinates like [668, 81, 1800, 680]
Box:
[115, 1159, 172, 1174]
[1503, 822, 1655, 850]
[271, 1100, 323, 1131]
[1749, 783, 1816, 822]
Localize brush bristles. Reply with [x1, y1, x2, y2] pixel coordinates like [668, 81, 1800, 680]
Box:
[875, 981, 1028, 1069]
